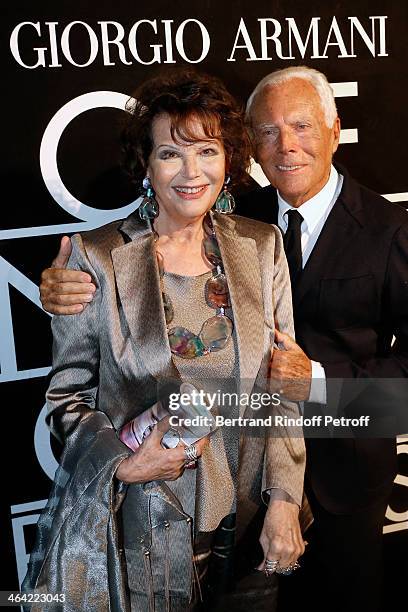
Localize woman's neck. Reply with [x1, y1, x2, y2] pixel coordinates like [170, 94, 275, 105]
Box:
[153, 213, 212, 276]
[153, 212, 204, 242]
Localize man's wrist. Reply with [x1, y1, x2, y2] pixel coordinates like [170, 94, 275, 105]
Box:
[264, 488, 299, 507]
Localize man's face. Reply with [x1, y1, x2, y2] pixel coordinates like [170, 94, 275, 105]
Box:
[250, 78, 340, 207]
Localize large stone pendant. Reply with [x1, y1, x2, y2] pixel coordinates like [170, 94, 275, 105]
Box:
[199, 315, 233, 351]
[205, 273, 230, 308]
[203, 234, 222, 267]
[168, 326, 207, 358]
[162, 292, 174, 325]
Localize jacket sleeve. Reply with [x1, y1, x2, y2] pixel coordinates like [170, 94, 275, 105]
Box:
[323, 223, 408, 380]
[23, 233, 131, 611]
[262, 227, 306, 508]
[321, 223, 408, 430]
[46, 233, 130, 462]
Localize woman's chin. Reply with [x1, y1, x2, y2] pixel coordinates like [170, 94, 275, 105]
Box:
[172, 203, 213, 221]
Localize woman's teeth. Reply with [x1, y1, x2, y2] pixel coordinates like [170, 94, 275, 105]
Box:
[175, 186, 206, 194]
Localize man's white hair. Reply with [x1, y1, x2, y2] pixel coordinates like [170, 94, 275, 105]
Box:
[246, 66, 338, 128]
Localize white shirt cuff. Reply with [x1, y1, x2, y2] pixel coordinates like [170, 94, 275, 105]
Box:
[308, 361, 327, 404]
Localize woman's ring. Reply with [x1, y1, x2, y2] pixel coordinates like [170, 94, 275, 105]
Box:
[184, 444, 199, 465]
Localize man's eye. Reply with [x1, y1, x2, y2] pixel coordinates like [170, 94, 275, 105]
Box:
[296, 123, 309, 130]
[259, 127, 278, 138]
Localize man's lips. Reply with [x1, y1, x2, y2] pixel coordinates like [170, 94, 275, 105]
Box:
[275, 164, 305, 172]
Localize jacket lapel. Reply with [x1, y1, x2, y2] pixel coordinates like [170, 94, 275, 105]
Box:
[213, 214, 265, 397]
[111, 216, 179, 381]
[111, 213, 266, 391]
[249, 165, 366, 309]
[265, 187, 279, 225]
[293, 172, 365, 307]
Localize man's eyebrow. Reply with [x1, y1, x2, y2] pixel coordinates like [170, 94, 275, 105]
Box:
[254, 123, 278, 129]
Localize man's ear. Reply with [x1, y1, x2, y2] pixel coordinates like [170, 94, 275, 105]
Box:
[332, 116, 341, 154]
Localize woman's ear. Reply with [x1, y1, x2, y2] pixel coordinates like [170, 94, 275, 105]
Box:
[136, 145, 148, 175]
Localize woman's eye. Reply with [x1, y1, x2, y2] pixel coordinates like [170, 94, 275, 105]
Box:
[201, 147, 217, 156]
[160, 150, 179, 160]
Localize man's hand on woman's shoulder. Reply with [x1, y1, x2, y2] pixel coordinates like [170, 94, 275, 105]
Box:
[40, 236, 96, 315]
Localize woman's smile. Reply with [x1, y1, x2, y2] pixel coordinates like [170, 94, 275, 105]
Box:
[173, 184, 209, 199]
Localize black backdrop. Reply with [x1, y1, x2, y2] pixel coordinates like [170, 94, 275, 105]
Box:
[1, 0, 407, 606]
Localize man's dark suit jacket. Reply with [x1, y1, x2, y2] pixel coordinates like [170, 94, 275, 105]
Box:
[236, 164, 408, 514]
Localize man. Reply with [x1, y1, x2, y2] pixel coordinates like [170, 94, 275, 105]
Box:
[40, 67, 408, 611]
[239, 67, 408, 611]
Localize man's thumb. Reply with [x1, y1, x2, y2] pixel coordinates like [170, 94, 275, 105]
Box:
[51, 236, 72, 269]
[274, 329, 295, 350]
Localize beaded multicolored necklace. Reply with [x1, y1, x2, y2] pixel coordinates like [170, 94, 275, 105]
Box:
[155, 214, 233, 359]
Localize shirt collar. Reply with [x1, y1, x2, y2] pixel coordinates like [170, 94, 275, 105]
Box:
[278, 164, 339, 233]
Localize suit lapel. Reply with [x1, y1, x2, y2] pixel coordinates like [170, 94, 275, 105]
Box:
[256, 185, 279, 225]
[240, 167, 367, 316]
[111, 216, 179, 381]
[293, 180, 365, 307]
[267, 188, 279, 225]
[213, 214, 265, 398]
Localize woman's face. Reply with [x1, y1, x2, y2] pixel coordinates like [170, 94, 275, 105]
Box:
[147, 113, 226, 225]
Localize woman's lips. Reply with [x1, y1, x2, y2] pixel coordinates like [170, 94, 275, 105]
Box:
[173, 185, 209, 200]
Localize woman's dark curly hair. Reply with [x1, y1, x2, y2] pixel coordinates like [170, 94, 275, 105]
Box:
[121, 69, 251, 192]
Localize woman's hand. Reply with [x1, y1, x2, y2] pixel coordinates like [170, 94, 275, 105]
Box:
[40, 236, 96, 315]
[116, 420, 208, 484]
[257, 499, 305, 572]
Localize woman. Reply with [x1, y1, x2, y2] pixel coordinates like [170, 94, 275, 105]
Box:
[25, 70, 305, 611]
